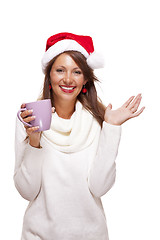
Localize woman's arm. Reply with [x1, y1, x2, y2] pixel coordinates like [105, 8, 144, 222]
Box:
[88, 94, 144, 198]
[88, 122, 121, 198]
[13, 117, 44, 201]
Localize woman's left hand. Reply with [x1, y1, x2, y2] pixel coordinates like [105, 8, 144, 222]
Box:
[104, 94, 145, 126]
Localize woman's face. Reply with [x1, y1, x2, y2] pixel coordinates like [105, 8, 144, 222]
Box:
[50, 53, 87, 104]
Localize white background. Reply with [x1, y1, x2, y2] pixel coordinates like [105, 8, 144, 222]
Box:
[0, 0, 159, 239]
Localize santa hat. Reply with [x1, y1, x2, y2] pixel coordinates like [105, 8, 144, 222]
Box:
[41, 32, 105, 72]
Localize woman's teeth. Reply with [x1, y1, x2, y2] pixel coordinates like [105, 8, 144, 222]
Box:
[60, 86, 75, 90]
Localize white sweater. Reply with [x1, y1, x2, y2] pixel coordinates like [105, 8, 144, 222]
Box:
[14, 101, 121, 240]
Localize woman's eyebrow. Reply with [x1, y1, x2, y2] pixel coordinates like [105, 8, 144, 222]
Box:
[73, 67, 81, 70]
[55, 65, 65, 68]
[55, 66, 81, 70]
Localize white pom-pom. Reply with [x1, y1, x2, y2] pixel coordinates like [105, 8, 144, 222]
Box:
[86, 52, 105, 69]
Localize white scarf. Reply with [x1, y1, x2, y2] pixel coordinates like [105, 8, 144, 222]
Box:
[42, 100, 101, 153]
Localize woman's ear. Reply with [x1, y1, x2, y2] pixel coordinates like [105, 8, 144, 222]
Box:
[84, 79, 88, 85]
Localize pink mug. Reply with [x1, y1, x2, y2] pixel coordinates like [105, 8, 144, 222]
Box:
[17, 99, 52, 132]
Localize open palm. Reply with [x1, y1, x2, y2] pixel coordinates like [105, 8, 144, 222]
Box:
[104, 94, 145, 126]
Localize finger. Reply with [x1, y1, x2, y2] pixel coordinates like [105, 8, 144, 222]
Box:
[52, 107, 56, 113]
[23, 115, 36, 123]
[21, 109, 33, 119]
[106, 103, 112, 111]
[128, 94, 142, 110]
[131, 106, 145, 118]
[20, 103, 26, 108]
[130, 96, 142, 113]
[122, 96, 135, 108]
[26, 126, 39, 134]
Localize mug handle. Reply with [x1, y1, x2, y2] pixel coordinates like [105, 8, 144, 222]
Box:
[17, 108, 32, 127]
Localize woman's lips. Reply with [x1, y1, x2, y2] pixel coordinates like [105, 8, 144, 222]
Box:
[59, 85, 76, 93]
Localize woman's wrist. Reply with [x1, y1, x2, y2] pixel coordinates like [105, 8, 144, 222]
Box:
[104, 118, 121, 126]
[29, 141, 41, 148]
[29, 137, 41, 148]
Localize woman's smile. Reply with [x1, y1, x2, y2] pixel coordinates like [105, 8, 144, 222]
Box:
[59, 85, 76, 93]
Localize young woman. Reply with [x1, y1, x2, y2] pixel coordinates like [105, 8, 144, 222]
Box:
[14, 32, 145, 240]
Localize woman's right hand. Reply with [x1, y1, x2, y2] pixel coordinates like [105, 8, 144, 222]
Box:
[20, 103, 41, 148]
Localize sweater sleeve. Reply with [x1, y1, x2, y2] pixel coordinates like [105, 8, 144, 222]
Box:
[88, 121, 121, 198]
[13, 117, 44, 201]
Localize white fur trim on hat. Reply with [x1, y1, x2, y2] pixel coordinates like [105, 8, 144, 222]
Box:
[86, 52, 105, 69]
[41, 39, 105, 72]
[41, 39, 89, 71]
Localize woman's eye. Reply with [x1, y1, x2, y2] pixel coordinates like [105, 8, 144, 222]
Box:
[74, 70, 82, 74]
[56, 69, 63, 73]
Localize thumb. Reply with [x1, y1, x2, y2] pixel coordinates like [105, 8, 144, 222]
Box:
[52, 107, 56, 113]
[106, 103, 112, 111]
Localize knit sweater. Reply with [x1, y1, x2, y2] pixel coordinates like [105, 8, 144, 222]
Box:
[14, 101, 121, 240]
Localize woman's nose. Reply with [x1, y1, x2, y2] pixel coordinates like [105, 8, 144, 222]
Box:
[63, 72, 73, 85]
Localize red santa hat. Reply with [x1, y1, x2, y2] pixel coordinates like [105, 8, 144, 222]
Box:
[41, 32, 105, 72]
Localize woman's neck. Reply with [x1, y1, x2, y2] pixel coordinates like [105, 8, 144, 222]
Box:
[54, 99, 76, 119]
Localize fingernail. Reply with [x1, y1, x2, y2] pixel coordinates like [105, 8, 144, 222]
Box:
[52, 107, 56, 113]
[29, 109, 33, 113]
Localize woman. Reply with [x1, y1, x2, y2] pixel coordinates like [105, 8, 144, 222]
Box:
[14, 32, 144, 240]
